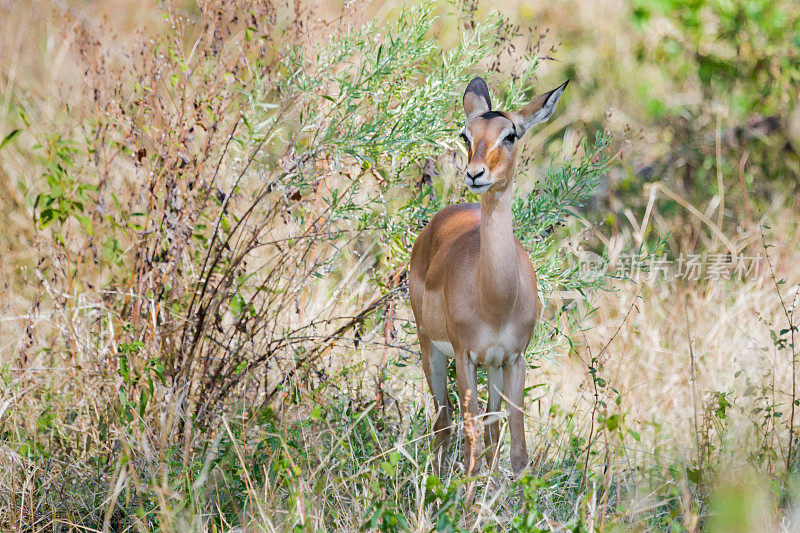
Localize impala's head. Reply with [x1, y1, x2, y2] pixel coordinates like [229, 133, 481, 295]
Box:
[461, 77, 569, 194]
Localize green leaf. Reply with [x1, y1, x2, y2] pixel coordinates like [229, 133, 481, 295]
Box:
[103, 238, 123, 263]
[151, 361, 166, 385]
[138, 387, 150, 417]
[75, 214, 93, 236]
[231, 293, 246, 316]
[118, 352, 131, 383]
[0, 129, 20, 151]
[38, 208, 55, 228]
[686, 466, 703, 484]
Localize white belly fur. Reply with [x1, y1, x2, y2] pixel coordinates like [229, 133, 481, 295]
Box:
[431, 340, 455, 358]
[430, 340, 513, 369]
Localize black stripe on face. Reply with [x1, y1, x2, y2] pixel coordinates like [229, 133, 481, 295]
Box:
[478, 111, 517, 138]
[479, 111, 507, 121]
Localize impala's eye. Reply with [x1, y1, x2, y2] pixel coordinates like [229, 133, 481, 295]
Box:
[504, 132, 517, 144]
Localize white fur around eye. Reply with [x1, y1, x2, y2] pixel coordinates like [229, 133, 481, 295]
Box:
[492, 128, 516, 150]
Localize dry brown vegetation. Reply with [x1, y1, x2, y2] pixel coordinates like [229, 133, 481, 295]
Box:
[1, 0, 800, 531]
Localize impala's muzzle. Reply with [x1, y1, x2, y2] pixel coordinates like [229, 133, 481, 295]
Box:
[465, 166, 492, 193]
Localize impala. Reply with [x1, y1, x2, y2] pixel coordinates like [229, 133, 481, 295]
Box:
[410, 76, 568, 477]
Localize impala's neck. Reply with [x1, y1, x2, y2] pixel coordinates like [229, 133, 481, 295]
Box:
[477, 169, 519, 317]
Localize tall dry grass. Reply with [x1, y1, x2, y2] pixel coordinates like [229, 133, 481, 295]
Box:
[2, 0, 800, 531]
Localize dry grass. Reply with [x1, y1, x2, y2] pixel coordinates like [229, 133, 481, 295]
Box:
[2, 0, 800, 531]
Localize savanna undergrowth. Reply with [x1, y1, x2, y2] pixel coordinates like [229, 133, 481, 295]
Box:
[0, 1, 620, 530]
[4, 0, 800, 531]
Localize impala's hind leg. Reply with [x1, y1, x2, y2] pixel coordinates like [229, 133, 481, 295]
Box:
[421, 335, 452, 476]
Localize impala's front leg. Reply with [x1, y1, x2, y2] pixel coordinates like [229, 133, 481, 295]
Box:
[484, 364, 503, 470]
[420, 335, 452, 476]
[504, 354, 529, 474]
[455, 348, 482, 476]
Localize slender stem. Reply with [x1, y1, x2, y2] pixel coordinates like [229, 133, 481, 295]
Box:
[684, 298, 702, 467]
[578, 287, 642, 488]
[759, 224, 799, 472]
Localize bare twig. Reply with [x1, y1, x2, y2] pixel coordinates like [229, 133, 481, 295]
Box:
[683, 298, 702, 467]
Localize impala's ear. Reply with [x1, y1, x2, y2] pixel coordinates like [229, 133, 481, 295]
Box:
[514, 79, 569, 136]
[463, 77, 492, 120]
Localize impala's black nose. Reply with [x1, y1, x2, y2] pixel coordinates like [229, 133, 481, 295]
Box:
[465, 169, 485, 183]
